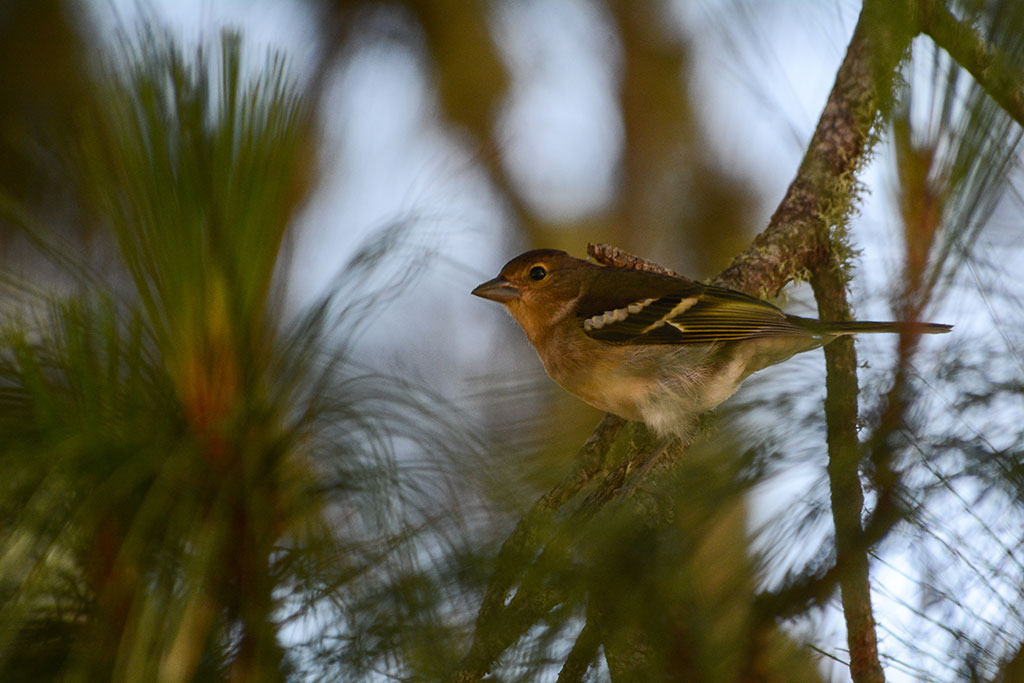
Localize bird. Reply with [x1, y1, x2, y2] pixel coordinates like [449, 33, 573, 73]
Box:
[472, 249, 951, 436]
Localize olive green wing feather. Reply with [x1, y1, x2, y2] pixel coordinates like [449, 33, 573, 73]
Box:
[582, 283, 809, 345]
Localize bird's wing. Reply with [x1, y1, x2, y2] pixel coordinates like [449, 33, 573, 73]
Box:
[581, 279, 807, 345]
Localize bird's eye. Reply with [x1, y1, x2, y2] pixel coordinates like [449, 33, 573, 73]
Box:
[529, 265, 547, 281]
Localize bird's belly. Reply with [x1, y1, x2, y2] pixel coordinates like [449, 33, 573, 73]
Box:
[557, 370, 650, 422]
[537, 335, 755, 434]
[539, 339, 729, 428]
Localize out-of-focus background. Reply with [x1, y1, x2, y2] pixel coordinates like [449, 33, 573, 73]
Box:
[1, 1, 1023, 681]
[101, 0, 863, 449]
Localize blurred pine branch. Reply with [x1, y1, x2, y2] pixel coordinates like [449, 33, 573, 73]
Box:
[0, 19, 478, 683]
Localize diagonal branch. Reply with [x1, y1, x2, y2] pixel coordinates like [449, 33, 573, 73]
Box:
[451, 415, 624, 682]
[917, 0, 1024, 128]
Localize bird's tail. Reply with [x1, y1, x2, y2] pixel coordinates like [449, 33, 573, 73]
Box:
[793, 317, 953, 336]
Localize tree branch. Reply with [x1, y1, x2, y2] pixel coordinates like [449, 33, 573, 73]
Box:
[811, 265, 886, 683]
[781, 2, 912, 680]
[556, 616, 601, 683]
[451, 415, 624, 681]
[917, 0, 1024, 129]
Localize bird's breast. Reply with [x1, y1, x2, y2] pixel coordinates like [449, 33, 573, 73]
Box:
[534, 327, 652, 422]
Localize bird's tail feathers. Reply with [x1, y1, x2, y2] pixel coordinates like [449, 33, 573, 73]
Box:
[795, 318, 952, 336]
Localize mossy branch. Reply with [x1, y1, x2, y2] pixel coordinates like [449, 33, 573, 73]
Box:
[917, 0, 1024, 129]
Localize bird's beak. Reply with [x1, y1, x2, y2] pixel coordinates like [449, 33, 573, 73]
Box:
[472, 276, 520, 303]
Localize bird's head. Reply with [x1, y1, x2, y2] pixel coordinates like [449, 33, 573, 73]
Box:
[472, 249, 592, 342]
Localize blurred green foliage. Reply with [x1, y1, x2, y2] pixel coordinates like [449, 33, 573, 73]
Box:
[0, 9, 461, 681]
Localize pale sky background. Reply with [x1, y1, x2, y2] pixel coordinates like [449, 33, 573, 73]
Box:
[86, 2, 1024, 680]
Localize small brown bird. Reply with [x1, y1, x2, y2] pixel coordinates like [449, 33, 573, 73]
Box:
[473, 249, 951, 435]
